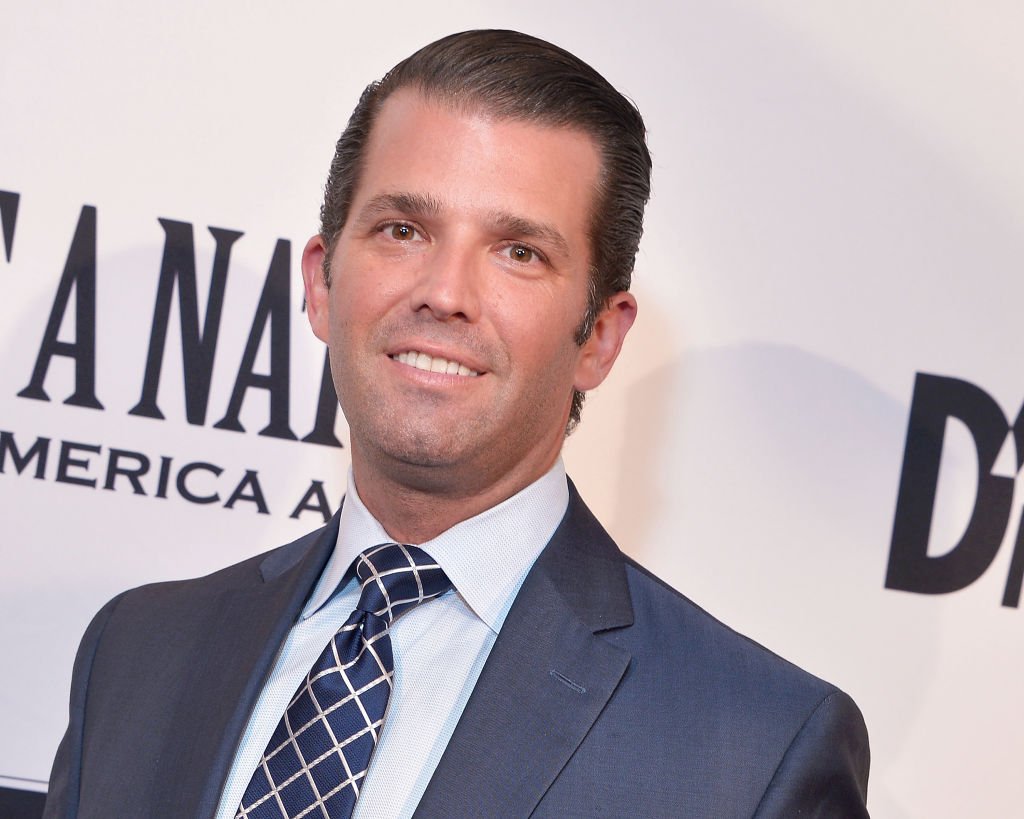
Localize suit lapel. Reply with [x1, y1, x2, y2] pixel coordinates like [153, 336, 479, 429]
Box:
[415, 486, 634, 817]
[169, 516, 341, 818]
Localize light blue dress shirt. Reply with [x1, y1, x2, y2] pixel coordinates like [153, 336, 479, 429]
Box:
[214, 460, 570, 819]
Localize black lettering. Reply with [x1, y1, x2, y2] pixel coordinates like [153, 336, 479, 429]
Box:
[129, 220, 242, 423]
[0, 430, 49, 478]
[55, 440, 101, 487]
[1002, 509, 1024, 607]
[103, 448, 151, 495]
[0, 189, 19, 262]
[214, 239, 297, 440]
[224, 470, 269, 514]
[289, 479, 333, 522]
[1000, 401, 1024, 606]
[176, 461, 222, 504]
[301, 349, 343, 448]
[155, 455, 172, 499]
[18, 206, 103, 409]
[885, 373, 1014, 596]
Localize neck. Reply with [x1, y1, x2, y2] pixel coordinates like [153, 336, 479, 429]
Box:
[350, 451, 560, 544]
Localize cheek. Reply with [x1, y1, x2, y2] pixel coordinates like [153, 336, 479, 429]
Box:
[325, 294, 366, 367]
[501, 309, 583, 381]
[328, 274, 376, 333]
[339, 259, 410, 318]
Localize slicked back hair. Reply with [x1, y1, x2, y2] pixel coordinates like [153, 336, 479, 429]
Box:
[319, 29, 652, 430]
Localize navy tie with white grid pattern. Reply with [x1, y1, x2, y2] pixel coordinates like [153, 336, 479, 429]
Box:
[235, 543, 452, 819]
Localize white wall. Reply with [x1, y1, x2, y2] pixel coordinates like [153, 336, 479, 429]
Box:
[2, 2, 1022, 815]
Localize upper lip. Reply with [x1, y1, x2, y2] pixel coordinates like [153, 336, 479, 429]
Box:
[386, 341, 487, 374]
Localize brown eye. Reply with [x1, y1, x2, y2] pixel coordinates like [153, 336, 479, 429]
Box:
[509, 245, 534, 263]
[390, 224, 416, 240]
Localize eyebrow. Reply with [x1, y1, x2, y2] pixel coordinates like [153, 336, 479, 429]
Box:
[488, 210, 571, 259]
[359, 192, 444, 219]
[356, 191, 572, 259]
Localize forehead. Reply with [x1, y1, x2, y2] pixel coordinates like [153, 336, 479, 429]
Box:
[352, 89, 602, 250]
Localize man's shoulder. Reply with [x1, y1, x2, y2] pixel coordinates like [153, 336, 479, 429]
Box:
[623, 554, 840, 694]
[606, 551, 862, 749]
[559, 486, 837, 690]
[68, 519, 339, 710]
[537, 547, 870, 816]
[532, 494, 869, 813]
[105, 520, 335, 617]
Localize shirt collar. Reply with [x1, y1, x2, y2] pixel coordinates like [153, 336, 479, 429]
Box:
[302, 460, 569, 635]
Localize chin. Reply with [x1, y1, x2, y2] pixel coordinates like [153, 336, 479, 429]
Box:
[373, 425, 468, 470]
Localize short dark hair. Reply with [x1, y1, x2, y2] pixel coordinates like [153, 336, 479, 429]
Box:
[319, 29, 652, 430]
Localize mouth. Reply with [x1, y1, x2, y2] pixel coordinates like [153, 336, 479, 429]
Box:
[390, 350, 480, 377]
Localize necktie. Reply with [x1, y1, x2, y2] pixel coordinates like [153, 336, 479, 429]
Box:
[236, 543, 452, 819]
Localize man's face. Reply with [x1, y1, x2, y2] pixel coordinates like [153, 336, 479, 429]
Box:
[303, 89, 635, 500]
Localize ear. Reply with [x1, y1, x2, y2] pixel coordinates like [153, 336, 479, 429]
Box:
[573, 291, 637, 392]
[301, 234, 330, 343]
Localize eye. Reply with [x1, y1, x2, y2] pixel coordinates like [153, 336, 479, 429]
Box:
[389, 223, 419, 240]
[506, 244, 536, 263]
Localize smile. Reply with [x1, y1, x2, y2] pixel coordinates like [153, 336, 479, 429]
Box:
[391, 350, 480, 377]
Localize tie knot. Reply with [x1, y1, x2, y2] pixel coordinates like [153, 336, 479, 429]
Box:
[353, 543, 451, 625]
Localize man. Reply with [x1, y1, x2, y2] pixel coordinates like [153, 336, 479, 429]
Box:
[44, 30, 870, 818]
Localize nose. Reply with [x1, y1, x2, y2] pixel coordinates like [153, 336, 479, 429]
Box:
[408, 239, 482, 322]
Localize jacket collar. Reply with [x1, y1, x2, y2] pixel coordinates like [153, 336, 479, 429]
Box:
[188, 516, 340, 818]
[414, 482, 634, 816]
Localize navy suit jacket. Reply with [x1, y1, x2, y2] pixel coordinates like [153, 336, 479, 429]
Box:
[44, 485, 869, 817]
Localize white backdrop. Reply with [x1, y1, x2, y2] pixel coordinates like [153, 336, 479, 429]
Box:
[2, 2, 1023, 816]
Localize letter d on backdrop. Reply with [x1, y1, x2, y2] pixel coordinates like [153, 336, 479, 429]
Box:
[886, 373, 1017, 598]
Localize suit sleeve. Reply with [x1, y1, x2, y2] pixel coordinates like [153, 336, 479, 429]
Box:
[43, 593, 126, 819]
[753, 689, 871, 818]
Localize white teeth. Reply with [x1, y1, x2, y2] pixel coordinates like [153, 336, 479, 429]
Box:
[392, 350, 479, 377]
